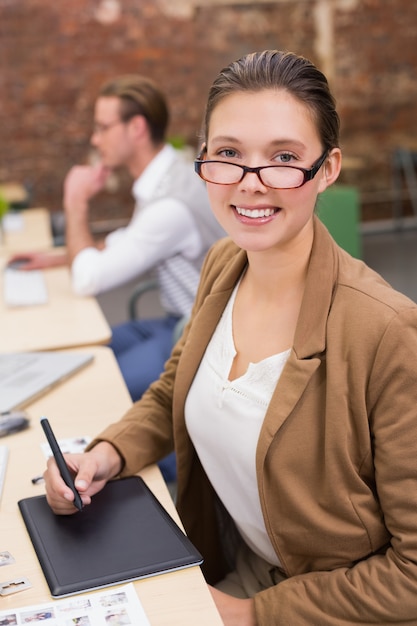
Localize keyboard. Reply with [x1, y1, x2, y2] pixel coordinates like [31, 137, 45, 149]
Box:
[3, 268, 48, 306]
[0, 445, 8, 502]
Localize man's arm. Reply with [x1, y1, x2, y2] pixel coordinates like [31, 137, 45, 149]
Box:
[7, 251, 68, 270]
[63, 163, 111, 263]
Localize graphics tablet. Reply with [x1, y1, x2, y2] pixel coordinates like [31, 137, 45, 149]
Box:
[18, 475, 203, 597]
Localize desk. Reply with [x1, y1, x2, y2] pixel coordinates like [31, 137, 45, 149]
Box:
[0, 207, 111, 350]
[0, 346, 222, 625]
[1, 208, 53, 251]
[0, 258, 111, 351]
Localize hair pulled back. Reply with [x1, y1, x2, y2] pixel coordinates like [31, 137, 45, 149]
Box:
[203, 50, 340, 151]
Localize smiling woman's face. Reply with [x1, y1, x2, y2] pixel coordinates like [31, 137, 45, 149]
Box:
[205, 88, 340, 255]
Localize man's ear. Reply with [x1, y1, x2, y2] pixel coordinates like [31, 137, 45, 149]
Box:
[129, 114, 148, 139]
[317, 148, 342, 193]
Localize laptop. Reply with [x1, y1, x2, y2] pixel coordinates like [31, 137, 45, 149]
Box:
[0, 351, 94, 413]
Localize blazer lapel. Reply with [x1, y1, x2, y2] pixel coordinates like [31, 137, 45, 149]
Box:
[256, 351, 322, 464]
[257, 217, 339, 462]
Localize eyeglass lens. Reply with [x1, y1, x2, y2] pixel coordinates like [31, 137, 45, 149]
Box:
[93, 120, 122, 134]
[199, 161, 305, 188]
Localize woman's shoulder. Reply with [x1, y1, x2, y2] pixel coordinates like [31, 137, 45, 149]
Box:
[336, 248, 417, 315]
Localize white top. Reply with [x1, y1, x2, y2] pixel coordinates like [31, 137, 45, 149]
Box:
[185, 284, 291, 566]
[71, 145, 203, 298]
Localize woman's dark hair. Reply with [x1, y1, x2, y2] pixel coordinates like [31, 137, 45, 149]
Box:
[203, 50, 340, 150]
[99, 75, 169, 145]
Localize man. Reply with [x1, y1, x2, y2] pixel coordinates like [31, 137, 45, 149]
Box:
[10, 75, 225, 479]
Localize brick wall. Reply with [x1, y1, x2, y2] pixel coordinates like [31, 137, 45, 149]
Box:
[1, 0, 416, 222]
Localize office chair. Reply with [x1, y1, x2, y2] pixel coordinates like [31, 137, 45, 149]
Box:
[128, 278, 188, 343]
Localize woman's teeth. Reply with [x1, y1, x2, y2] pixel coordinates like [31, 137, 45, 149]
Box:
[235, 206, 277, 218]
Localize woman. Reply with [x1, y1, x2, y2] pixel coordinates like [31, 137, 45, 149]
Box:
[44, 51, 417, 625]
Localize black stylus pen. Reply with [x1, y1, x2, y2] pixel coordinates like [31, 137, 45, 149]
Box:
[40, 417, 83, 512]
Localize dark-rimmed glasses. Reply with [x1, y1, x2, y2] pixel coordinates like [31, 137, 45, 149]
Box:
[194, 149, 328, 190]
[92, 120, 125, 135]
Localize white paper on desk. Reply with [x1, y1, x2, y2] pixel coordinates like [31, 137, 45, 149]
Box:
[41, 435, 92, 458]
[2, 212, 24, 232]
[0, 582, 151, 625]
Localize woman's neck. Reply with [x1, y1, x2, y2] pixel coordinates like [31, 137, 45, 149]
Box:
[244, 239, 312, 303]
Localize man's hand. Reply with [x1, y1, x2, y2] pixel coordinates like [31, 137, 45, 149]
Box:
[63, 164, 111, 215]
[63, 163, 111, 262]
[7, 251, 68, 271]
[209, 585, 257, 626]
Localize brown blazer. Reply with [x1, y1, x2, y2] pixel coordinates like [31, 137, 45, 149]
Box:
[98, 217, 417, 624]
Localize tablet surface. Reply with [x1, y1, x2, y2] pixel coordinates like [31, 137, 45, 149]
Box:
[19, 476, 203, 597]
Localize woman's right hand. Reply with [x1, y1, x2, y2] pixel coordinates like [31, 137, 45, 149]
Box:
[43, 441, 123, 514]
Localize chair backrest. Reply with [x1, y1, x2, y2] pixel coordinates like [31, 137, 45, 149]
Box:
[128, 278, 187, 345]
[128, 279, 159, 321]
